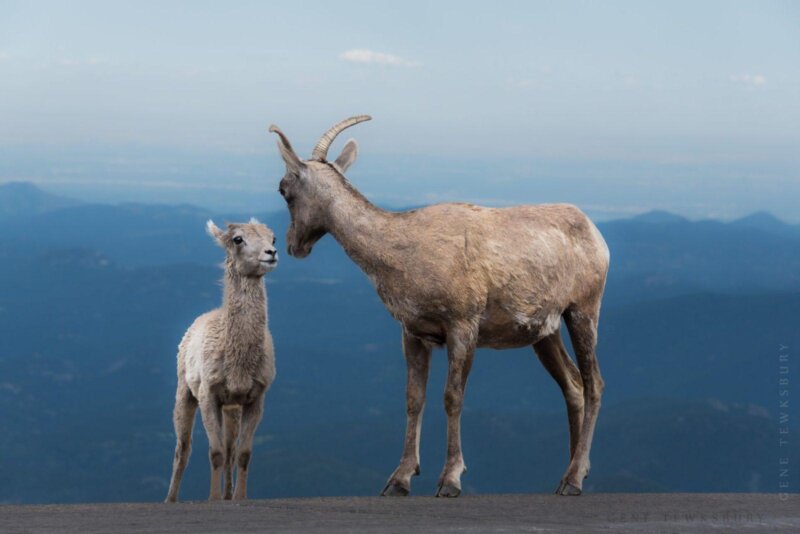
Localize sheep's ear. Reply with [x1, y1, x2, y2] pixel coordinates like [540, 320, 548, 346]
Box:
[206, 219, 225, 246]
[269, 125, 305, 175]
[334, 139, 359, 173]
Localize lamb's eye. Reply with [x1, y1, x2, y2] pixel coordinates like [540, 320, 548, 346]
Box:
[272, 237, 276, 245]
[232, 236, 244, 245]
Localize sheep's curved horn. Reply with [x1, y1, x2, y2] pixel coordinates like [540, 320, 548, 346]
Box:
[311, 115, 371, 161]
[268, 124, 296, 153]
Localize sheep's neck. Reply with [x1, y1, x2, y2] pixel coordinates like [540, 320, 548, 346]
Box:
[221, 264, 267, 356]
[324, 179, 399, 278]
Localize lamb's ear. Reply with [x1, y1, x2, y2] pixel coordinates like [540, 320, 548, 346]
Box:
[249, 217, 262, 225]
[269, 124, 305, 175]
[334, 139, 359, 173]
[206, 219, 225, 246]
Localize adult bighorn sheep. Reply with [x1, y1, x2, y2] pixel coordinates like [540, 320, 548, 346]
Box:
[269, 116, 609, 497]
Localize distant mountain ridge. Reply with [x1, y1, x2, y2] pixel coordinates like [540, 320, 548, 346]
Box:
[1, 181, 798, 229]
[0, 181, 82, 219]
[730, 210, 799, 235]
[633, 208, 800, 234]
[630, 209, 689, 224]
[2, 182, 799, 297]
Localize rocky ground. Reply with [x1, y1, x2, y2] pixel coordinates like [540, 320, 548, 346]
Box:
[0, 494, 797, 533]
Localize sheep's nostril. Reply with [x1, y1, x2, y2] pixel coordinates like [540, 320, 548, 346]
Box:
[266, 249, 276, 257]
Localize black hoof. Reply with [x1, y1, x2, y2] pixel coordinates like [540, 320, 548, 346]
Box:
[380, 481, 410, 497]
[555, 480, 582, 496]
[435, 484, 461, 498]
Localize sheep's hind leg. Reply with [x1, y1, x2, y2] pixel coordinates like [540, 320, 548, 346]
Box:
[533, 331, 584, 462]
[233, 396, 264, 500]
[381, 331, 431, 497]
[436, 322, 477, 498]
[222, 405, 241, 500]
[199, 393, 225, 500]
[556, 304, 605, 496]
[165, 381, 197, 503]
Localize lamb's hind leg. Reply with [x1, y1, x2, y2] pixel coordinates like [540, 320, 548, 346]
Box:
[533, 331, 584, 461]
[436, 322, 477, 498]
[557, 304, 605, 496]
[165, 380, 198, 503]
[233, 395, 264, 500]
[381, 330, 432, 496]
[198, 393, 225, 500]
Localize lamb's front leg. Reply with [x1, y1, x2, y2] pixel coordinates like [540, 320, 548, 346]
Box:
[198, 393, 225, 500]
[222, 406, 241, 500]
[436, 322, 477, 498]
[233, 396, 264, 500]
[381, 331, 431, 496]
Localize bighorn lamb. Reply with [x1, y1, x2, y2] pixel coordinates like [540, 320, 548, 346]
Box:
[269, 116, 609, 497]
[165, 219, 278, 502]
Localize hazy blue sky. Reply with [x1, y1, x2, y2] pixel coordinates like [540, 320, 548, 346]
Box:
[1, 1, 798, 219]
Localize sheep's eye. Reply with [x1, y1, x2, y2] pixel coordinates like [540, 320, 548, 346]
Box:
[279, 185, 294, 204]
[233, 236, 244, 245]
[272, 237, 276, 245]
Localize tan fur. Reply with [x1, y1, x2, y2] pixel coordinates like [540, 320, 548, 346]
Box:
[165, 220, 278, 502]
[271, 117, 609, 497]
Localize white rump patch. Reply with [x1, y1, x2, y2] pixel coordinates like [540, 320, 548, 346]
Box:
[515, 311, 562, 338]
[541, 313, 562, 337]
[183, 317, 210, 389]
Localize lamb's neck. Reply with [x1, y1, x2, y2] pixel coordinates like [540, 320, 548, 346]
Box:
[324, 182, 399, 278]
[221, 266, 267, 344]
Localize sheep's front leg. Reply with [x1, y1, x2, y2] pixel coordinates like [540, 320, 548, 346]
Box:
[198, 393, 225, 500]
[233, 395, 264, 500]
[381, 331, 432, 496]
[436, 322, 477, 498]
